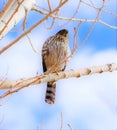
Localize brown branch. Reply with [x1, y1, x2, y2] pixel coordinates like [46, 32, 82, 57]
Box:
[47, 0, 52, 12]
[0, 0, 68, 55]
[0, 0, 14, 18]
[0, 63, 116, 99]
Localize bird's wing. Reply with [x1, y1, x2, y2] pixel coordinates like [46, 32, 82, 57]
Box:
[42, 36, 54, 72]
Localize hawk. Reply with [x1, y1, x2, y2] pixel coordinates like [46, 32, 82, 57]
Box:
[42, 29, 71, 104]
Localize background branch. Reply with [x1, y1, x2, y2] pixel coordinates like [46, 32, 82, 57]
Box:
[32, 6, 117, 29]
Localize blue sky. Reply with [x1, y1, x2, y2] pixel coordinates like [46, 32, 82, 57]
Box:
[0, 0, 117, 129]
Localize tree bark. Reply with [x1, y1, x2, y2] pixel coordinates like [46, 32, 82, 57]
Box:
[0, 63, 116, 90]
[0, 0, 36, 39]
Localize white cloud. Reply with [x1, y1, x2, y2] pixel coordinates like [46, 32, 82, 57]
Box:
[56, 49, 117, 129]
[1, 45, 117, 129]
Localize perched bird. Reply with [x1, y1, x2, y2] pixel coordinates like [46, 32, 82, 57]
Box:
[42, 29, 71, 104]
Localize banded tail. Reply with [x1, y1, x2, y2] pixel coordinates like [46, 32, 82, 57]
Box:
[45, 82, 56, 104]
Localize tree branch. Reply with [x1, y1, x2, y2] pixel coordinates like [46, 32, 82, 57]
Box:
[0, 63, 116, 90]
[0, 0, 36, 39]
[32, 5, 117, 29]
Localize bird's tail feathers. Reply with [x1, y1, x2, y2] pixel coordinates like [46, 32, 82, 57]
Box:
[45, 82, 56, 104]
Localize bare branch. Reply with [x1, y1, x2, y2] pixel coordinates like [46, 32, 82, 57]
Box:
[47, 0, 52, 12]
[0, 63, 116, 99]
[32, 6, 117, 29]
[60, 112, 63, 130]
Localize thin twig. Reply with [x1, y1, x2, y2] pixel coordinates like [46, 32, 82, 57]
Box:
[26, 34, 40, 54]
[60, 112, 63, 130]
[79, 0, 106, 47]
[67, 124, 72, 130]
[22, 9, 39, 54]
[47, 0, 52, 12]
[23, 8, 28, 30]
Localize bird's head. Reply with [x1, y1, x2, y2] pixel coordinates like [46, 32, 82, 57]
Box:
[56, 29, 68, 37]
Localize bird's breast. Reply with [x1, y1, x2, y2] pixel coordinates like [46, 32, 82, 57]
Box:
[44, 41, 70, 72]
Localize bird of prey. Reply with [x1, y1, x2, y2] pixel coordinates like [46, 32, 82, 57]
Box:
[42, 29, 71, 104]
